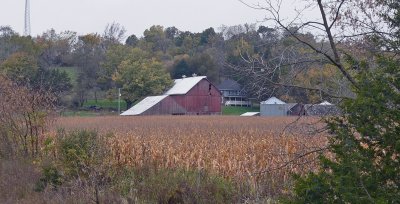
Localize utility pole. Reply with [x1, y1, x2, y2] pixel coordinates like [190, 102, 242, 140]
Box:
[24, 0, 31, 36]
[118, 88, 121, 115]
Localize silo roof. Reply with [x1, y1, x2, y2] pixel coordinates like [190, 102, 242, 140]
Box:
[261, 97, 286, 104]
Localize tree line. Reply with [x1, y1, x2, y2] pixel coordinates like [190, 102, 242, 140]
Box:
[0, 22, 351, 109]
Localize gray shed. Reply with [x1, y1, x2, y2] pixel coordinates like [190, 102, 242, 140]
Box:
[260, 97, 296, 116]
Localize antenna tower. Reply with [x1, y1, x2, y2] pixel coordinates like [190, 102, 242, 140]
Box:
[24, 0, 31, 36]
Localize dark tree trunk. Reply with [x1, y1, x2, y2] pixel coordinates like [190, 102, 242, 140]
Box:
[126, 100, 133, 110]
[94, 91, 97, 103]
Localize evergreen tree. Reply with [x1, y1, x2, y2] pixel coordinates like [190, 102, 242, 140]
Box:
[171, 59, 191, 79]
[288, 57, 400, 203]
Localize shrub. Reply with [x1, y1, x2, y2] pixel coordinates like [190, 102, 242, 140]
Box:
[0, 159, 43, 203]
[35, 129, 238, 203]
[35, 165, 62, 192]
[0, 75, 56, 158]
[55, 130, 113, 203]
[112, 167, 236, 204]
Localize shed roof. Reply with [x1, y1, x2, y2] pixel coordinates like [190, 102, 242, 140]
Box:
[287, 103, 297, 109]
[164, 76, 207, 95]
[319, 101, 333, 105]
[261, 97, 286, 104]
[304, 104, 340, 116]
[217, 79, 241, 90]
[240, 112, 260, 116]
[120, 95, 168, 116]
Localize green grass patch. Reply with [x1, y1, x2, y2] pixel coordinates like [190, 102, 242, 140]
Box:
[60, 111, 118, 117]
[83, 99, 127, 110]
[60, 99, 127, 117]
[222, 106, 259, 115]
[54, 67, 78, 86]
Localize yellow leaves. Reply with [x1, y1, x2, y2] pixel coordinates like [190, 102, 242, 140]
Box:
[233, 38, 254, 57]
[113, 56, 172, 102]
[0, 52, 38, 81]
[78, 33, 101, 45]
[294, 63, 344, 102]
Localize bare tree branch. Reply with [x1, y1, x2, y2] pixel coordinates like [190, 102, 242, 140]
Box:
[329, 0, 345, 30]
[238, 0, 360, 90]
[316, 0, 358, 88]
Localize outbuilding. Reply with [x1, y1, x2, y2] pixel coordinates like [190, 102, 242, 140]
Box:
[304, 101, 340, 116]
[121, 76, 221, 116]
[260, 97, 296, 116]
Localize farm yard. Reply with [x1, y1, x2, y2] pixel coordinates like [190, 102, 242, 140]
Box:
[54, 116, 328, 200]
[2, 0, 396, 201]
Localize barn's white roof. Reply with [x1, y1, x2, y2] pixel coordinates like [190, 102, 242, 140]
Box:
[120, 95, 168, 116]
[240, 112, 260, 116]
[121, 76, 209, 116]
[164, 76, 207, 95]
[261, 97, 286, 105]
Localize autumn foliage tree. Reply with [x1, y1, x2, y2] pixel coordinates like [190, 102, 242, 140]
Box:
[112, 48, 172, 108]
[0, 76, 56, 158]
[0, 52, 38, 86]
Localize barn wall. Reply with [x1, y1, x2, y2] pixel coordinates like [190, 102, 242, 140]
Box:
[187, 79, 221, 96]
[172, 79, 221, 115]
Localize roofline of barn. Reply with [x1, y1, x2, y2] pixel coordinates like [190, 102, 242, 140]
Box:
[167, 76, 220, 96]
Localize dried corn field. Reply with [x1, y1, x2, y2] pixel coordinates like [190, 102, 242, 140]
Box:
[55, 116, 328, 197]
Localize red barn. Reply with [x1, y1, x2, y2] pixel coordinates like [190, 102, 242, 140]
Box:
[121, 76, 221, 116]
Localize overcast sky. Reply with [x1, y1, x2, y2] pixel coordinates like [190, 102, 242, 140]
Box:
[0, 0, 318, 37]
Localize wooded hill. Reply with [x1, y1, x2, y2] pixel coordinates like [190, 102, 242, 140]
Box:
[0, 22, 385, 109]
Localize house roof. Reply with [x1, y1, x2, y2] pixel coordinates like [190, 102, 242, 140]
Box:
[120, 95, 168, 116]
[217, 79, 241, 90]
[261, 97, 286, 105]
[164, 76, 207, 95]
